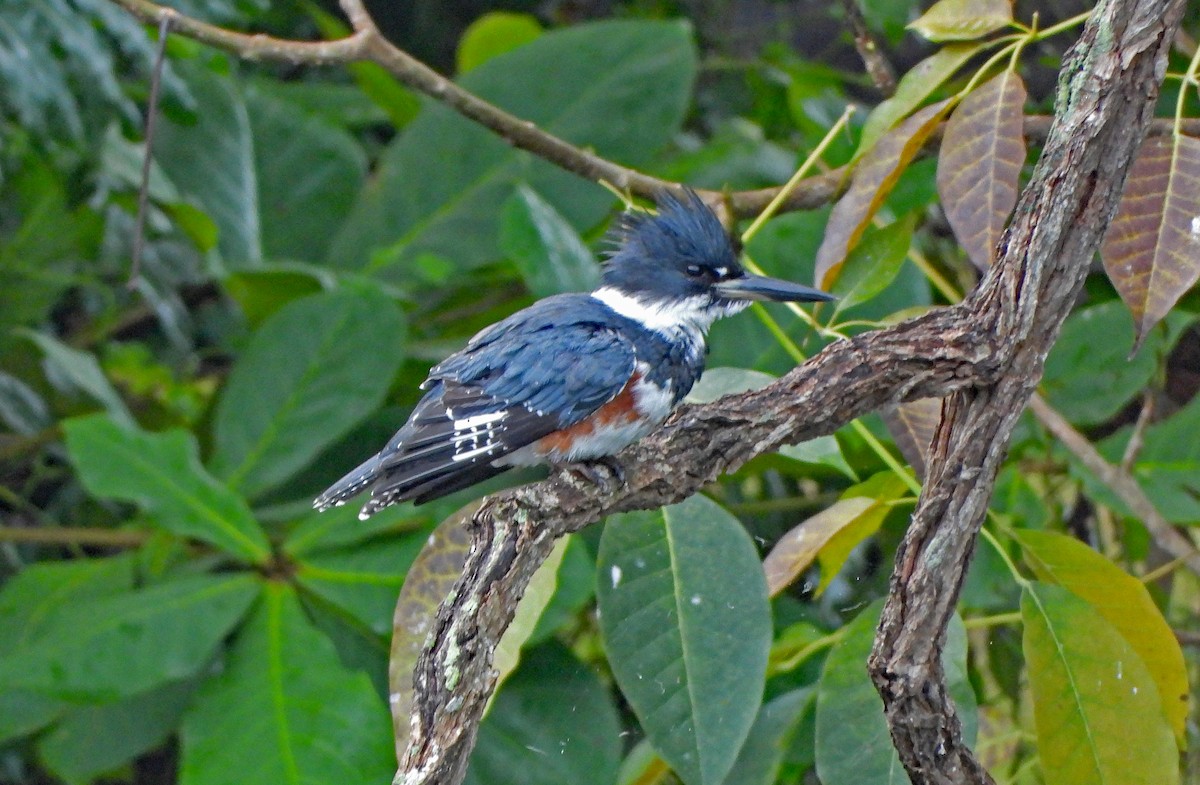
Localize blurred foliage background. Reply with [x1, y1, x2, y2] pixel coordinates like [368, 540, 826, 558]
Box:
[0, 1, 1197, 784]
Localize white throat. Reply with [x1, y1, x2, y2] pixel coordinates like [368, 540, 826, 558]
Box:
[591, 286, 748, 337]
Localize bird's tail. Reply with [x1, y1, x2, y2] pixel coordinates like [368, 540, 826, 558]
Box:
[312, 453, 383, 512]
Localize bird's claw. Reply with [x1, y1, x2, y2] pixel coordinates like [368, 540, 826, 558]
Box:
[566, 457, 626, 494]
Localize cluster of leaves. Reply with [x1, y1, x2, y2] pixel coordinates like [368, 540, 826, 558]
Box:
[0, 2, 1197, 785]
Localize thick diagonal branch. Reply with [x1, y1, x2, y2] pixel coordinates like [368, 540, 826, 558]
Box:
[867, 1, 1184, 784]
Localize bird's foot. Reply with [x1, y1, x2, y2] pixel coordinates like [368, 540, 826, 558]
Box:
[564, 457, 627, 494]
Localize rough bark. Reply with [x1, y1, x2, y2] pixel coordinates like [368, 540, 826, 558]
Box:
[866, 1, 1184, 784]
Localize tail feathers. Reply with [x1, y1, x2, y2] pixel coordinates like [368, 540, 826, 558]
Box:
[312, 454, 383, 512]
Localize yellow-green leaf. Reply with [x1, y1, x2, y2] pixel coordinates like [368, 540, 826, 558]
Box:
[1022, 583, 1179, 785]
[1100, 133, 1200, 352]
[858, 43, 986, 158]
[763, 472, 911, 596]
[457, 12, 543, 73]
[937, 70, 1027, 268]
[815, 99, 952, 289]
[1015, 530, 1189, 742]
[909, 0, 1014, 42]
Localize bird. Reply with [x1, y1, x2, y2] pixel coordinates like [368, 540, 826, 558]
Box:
[313, 189, 834, 519]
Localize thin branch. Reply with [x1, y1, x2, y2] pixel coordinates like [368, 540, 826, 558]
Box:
[1029, 394, 1200, 574]
[129, 13, 171, 288]
[840, 0, 897, 96]
[1120, 390, 1155, 471]
[0, 526, 151, 549]
[106, 0, 1200, 220]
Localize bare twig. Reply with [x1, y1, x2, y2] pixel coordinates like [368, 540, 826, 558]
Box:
[1029, 394, 1200, 574]
[840, 0, 897, 96]
[129, 13, 172, 289]
[1120, 390, 1156, 471]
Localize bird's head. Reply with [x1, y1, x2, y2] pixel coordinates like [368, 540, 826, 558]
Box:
[596, 189, 834, 334]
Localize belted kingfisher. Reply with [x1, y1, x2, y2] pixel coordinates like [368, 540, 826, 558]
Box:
[314, 189, 833, 519]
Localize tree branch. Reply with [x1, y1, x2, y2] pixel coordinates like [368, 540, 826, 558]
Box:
[106, 0, 1200, 220]
[1028, 394, 1200, 574]
[867, 2, 1184, 784]
[840, 0, 897, 96]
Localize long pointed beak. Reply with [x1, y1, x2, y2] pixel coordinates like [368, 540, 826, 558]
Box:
[713, 274, 836, 303]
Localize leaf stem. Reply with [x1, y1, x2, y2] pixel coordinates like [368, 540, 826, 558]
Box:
[963, 611, 1022, 630]
[979, 525, 1031, 589]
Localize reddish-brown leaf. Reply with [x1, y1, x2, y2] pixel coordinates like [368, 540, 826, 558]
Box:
[881, 398, 944, 479]
[815, 99, 953, 289]
[762, 497, 876, 597]
[1101, 134, 1200, 351]
[909, 0, 1014, 42]
[937, 71, 1027, 269]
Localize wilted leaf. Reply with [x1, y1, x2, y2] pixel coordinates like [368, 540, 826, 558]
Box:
[1015, 530, 1189, 741]
[1101, 133, 1200, 351]
[388, 501, 477, 754]
[763, 472, 910, 596]
[858, 43, 986, 157]
[1022, 583, 1179, 785]
[816, 100, 952, 289]
[881, 398, 943, 479]
[937, 71, 1027, 268]
[180, 582, 395, 785]
[597, 495, 771, 785]
[909, 0, 1013, 42]
[501, 184, 600, 297]
[457, 12, 543, 73]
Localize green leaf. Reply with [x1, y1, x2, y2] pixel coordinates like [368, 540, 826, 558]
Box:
[526, 533, 596, 645]
[815, 603, 975, 785]
[721, 689, 813, 785]
[908, 0, 1013, 41]
[1042, 302, 1188, 427]
[0, 370, 49, 435]
[830, 217, 914, 311]
[156, 60, 261, 268]
[1014, 530, 1189, 741]
[501, 184, 601, 297]
[180, 582, 394, 785]
[210, 288, 405, 498]
[246, 88, 366, 263]
[295, 533, 425, 636]
[465, 642, 621, 785]
[224, 265, 330, 328]
[597, 494, 771, 785]
[21, 331, 135, 427]
[1021, 583, 1179, 785]
[457, 12, 543, 73]
[38, 679, 195, 785]
[330, 20, 696, 277]
[0, 574, 260, 701]
[64, 414, 270, 562]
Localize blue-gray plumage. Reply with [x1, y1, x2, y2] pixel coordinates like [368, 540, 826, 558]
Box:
[314, 189, 834, 518]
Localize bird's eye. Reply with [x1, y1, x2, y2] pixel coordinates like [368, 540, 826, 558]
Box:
[685, 264, 704, 278]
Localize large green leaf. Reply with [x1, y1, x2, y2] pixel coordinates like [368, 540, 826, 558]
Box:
[180, 581, 394, 785]
[0, 574, 259, 701]
[38, 679, 195, 785]
[597, 494, 771, 785]
[156, 60, 261, 268]
[721, 689, 813, 785]
[210, 288, 405, 498]
[501, 184, 600, 297]
[464, 643, 621, 785]
[246, 88, 366, 263]
[64, 414, 270, 562]
[294, 534, 426, 636]
[1015, 530, 1188, 741]
[0, 555, 135, 741]
[814, 602, 975, 785]
[328, 20, 696, 277]
[1022, 583, 1179, 785]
